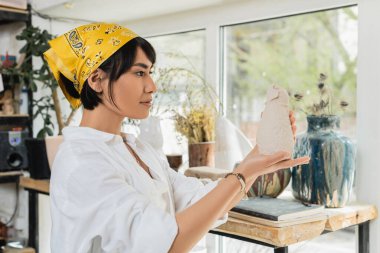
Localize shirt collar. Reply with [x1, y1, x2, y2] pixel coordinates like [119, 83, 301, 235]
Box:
[62, 126, 130, 144]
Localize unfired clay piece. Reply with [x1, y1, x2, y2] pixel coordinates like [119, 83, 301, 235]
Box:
[256, 85, 294, 155]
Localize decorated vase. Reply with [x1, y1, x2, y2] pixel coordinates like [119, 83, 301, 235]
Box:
[247, 169, 291, 198]
[291, 115, 356, 207]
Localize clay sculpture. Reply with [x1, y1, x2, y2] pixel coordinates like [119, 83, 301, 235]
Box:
[256, 85, 294, 155]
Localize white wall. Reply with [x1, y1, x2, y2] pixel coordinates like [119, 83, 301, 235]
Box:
[357, 1, 380, 253]
[0, 22, 25, 57]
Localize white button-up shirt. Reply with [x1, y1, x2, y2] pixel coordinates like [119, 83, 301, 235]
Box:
[50, 126, 227, 253]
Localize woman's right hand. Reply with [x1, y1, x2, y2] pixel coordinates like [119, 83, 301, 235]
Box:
[235, 145, 310, 187]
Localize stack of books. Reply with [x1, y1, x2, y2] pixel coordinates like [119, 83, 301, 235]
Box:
[230, 196, 327, 227]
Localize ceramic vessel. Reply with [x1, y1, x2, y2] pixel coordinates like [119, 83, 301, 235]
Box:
[188, 142, 215, 167]
[248, 169, 291, 198]
[291, 115, 356, 208]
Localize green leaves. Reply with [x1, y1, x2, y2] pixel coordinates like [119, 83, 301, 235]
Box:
[7, 25, 60, 138]
[32, 96, 55, 138]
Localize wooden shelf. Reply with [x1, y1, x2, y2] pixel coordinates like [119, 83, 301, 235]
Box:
[0, 171, 23, 183]
[0, 6, 27, 14]
[212, 204, 378, 247]
[0, 6, 29, 24]
[0, 114, 30, 128]
[325, 204, 378, 231]
[0, 114, 29, 117]
[19, 176, 49, 194]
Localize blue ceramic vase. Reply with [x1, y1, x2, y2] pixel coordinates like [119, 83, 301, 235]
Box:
[291, 115, 355, 207]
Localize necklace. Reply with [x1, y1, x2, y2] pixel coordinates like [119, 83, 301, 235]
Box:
[122, 137, 145, 168]
[123, 140, 153, 178]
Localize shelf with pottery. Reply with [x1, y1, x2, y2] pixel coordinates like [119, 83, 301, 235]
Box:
[212, 200, 377, 248]
[185, 165, 376, 252]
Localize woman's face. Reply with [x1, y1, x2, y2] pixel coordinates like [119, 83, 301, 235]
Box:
[101, 47, 156, 119]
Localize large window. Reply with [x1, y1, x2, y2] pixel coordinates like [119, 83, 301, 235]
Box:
[147, 30, 206, 155]
[223, 6, 358, 144]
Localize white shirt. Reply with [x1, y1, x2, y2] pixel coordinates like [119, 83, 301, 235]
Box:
[50, 126, 227, 253]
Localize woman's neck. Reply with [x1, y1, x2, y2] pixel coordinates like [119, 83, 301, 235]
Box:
[80, 104, 124, 135]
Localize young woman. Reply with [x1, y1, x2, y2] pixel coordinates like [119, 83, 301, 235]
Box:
[44, 23, 309, 253]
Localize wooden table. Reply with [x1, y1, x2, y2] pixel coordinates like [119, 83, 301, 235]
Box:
[19, 176, 378, 253]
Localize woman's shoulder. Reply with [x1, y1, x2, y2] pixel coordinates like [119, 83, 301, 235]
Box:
[51, 138, 111, 181]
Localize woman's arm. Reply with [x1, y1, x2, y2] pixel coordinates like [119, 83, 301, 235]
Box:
[170, 173, 242, 253]
[169, 150, 309, 253]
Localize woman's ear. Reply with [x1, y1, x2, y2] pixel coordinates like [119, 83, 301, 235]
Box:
[87, 69, 104, 93]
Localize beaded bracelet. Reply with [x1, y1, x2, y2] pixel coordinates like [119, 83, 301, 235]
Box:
[224, 172, 246, 193]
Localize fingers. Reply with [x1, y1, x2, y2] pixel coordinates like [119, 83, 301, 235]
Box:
[252, 145, 260, 155]
[273, 156, 310, 171]
[262, 151, 292, 167]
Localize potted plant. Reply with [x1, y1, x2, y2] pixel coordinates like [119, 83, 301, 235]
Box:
[3, 25, 77, 178]
[290, 73, 355, 207]
[152, 67, 218, 168]
[174, 105, 216, 167]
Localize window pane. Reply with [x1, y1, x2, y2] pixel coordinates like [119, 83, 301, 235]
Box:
[148, 30, 217, 253]
[223, 6, 358, 144]
[147, 30, 206, 155]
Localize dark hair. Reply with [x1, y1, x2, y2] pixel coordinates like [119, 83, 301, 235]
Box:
[59, 37, 156, 110]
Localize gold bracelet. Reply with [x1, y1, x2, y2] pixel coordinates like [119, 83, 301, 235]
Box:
[224, 172, 246, 193]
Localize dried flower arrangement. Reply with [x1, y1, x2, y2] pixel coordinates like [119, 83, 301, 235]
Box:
[152, 67, 218, 144]
[174, 105, 216, 144]
[291, 73, 349, 116]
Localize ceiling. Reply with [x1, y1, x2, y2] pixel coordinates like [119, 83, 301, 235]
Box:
[31, 0, 245, 23]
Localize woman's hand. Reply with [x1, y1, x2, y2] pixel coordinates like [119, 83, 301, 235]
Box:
[235, 148, 309, 186]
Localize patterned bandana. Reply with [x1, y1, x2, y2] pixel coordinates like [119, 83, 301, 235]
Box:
[43, 23, 138, 108]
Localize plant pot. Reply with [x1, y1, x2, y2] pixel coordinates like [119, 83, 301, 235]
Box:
[188, 142, 215, 167]
[291, 115, 356, 208]
[25, 138, 51, 179]
[248, 169, 291, 198]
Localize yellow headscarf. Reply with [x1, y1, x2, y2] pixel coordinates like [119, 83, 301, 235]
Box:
[43, 23, 138, 108]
